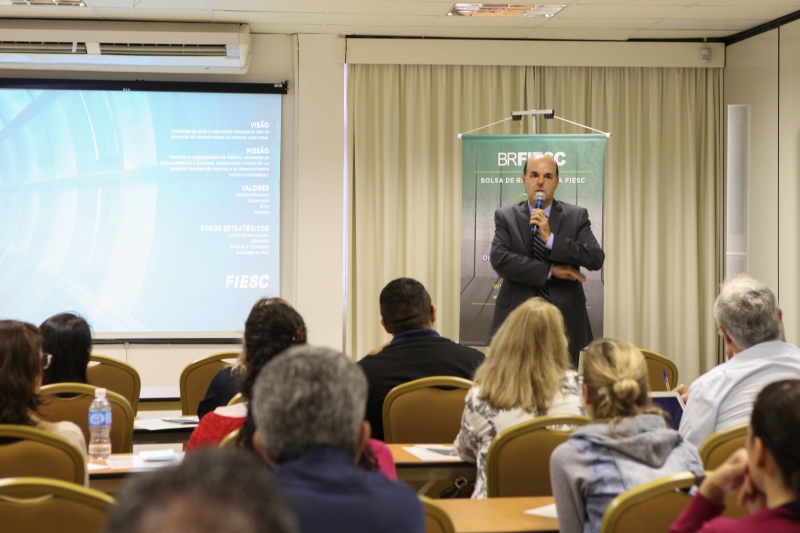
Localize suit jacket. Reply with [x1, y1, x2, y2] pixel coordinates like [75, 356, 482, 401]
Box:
[357, 333, 485, 441]
[489, 199, 604, 362]
[274, 447, 425, 533]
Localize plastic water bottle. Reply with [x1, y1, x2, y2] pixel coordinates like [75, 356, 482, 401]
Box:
[88, 388, 112, 461]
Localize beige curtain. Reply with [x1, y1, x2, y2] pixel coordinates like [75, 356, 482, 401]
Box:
[348, 64, 721, 382]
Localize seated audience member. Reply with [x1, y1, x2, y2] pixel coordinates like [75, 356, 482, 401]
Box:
[550, 338, 703, 533]
[0, 320, 87, 483]
[251, 346, 425, 533]
[678, 275, 800, 448]
[454, 297, 585, 499]
[358, 277, 485, 441]
[104, 447, 297, 533]
[197, 297, 293, 419]
[39, 312, 92, 386]
[186, 304, 396, 478]
[187, 302, 307, 451]
[670, 379, 800, 533]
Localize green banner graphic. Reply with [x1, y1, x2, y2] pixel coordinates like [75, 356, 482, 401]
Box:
[460, 134, 606, 345]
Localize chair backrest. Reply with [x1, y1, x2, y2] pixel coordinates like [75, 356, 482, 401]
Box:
[486, 414, 590, 497]
[600, 472, 696, 533]
[640, 349, 679, 392]
[218, 428, 241, 449]
[38, 383, 135, 453]
[179, 351, 240, 416]
[0, 477, 115, 533]
[697, 423, 751, 519]
[382, 376, 474, 444]
[87, 354, 142, 414]
[0, 425, 85, 485]
[420, 495, 455, 533]
[699, 423, 749, 470]
[227, 393, 245, 406]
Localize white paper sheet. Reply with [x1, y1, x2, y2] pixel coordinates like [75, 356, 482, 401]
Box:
[524, 503, 558, 519]
[402, 446, 464, 462]
[133, 418, 198, 431]
[106, 452, 184, 470]
[139, 449, 177, 461]
[87, 462, 110, 471]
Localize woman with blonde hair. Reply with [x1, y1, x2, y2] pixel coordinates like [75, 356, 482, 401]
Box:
[454, 297, 585, 499]
[550, 338, 703, 533]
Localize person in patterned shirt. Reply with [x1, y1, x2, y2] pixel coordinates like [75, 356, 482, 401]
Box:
[454, 297, 585, 499]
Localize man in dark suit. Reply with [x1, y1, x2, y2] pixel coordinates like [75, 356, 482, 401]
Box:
[489, 154, 604, 365]
[358, 278, 485, 441]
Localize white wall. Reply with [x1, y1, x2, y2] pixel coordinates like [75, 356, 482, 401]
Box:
[294, 34, 347, 351]
[778, 21, 800, 345]
[723, 20, 800, 346]
[724, 30, 779, 293]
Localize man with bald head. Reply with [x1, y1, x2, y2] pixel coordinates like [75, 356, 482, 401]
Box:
[489, 153, 605, 365]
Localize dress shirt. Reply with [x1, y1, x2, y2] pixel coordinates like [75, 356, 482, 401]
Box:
[679, 340, 800, 447]
[274, 447, 425, 533]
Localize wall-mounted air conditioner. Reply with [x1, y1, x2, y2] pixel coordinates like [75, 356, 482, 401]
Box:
[0, 20, 251, 74]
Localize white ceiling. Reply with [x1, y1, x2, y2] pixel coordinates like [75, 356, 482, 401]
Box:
[1, 0, 799, 41]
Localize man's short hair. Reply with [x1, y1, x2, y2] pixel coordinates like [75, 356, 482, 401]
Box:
[104, 448, 297, 533]
[522, 154, 560, 178]
[714, 274, 781, 350]
[251, 346, 368, 464]
[379, 278, 432, 333]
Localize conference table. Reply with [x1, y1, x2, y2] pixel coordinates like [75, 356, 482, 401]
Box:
[132, 410, 197, 447]
[387, 443, 477, 496]
[88, 448, 559, 532]
[436, 497, 558, 533]
[91, 445, 472, 495]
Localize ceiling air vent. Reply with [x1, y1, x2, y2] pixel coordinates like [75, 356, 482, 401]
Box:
[0, 41, 87, 54]
[449, 4, 566, 18]
[0, 0, 84, 5]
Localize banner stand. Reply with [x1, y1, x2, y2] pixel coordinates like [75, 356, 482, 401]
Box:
[459, 132, 607, 346]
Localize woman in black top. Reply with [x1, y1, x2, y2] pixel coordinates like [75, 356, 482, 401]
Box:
[39, 312, 92, 386]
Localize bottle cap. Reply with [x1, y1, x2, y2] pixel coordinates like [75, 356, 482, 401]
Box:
[95, 388, 107, 396]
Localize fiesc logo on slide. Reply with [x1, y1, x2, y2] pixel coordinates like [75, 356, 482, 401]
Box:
[226, 275, 269, 289]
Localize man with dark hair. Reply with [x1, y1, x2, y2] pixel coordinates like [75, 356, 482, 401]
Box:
[358, 277, 485, 441]
[378, 278, 432, 332]
[105, 447, 297, 533]
[251, 346, 424, 533]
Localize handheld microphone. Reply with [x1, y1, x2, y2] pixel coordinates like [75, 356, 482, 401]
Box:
[532, 191, 545, 235]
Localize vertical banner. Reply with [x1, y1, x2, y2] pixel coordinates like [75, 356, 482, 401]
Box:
[460, 134, 606, 345]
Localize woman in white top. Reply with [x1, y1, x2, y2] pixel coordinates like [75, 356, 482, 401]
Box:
[0, 320, 88, 484]
[454, 297, 585, 499]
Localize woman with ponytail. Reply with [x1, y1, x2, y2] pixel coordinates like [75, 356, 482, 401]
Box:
[550, 338, 703, 533]
[187, 301, 307, 451]
[670, 379, 800, 533]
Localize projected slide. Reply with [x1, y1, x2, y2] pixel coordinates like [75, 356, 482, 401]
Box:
[0, 88, 281, 334]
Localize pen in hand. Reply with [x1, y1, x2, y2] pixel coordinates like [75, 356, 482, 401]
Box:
[662, 369, 670, 391]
